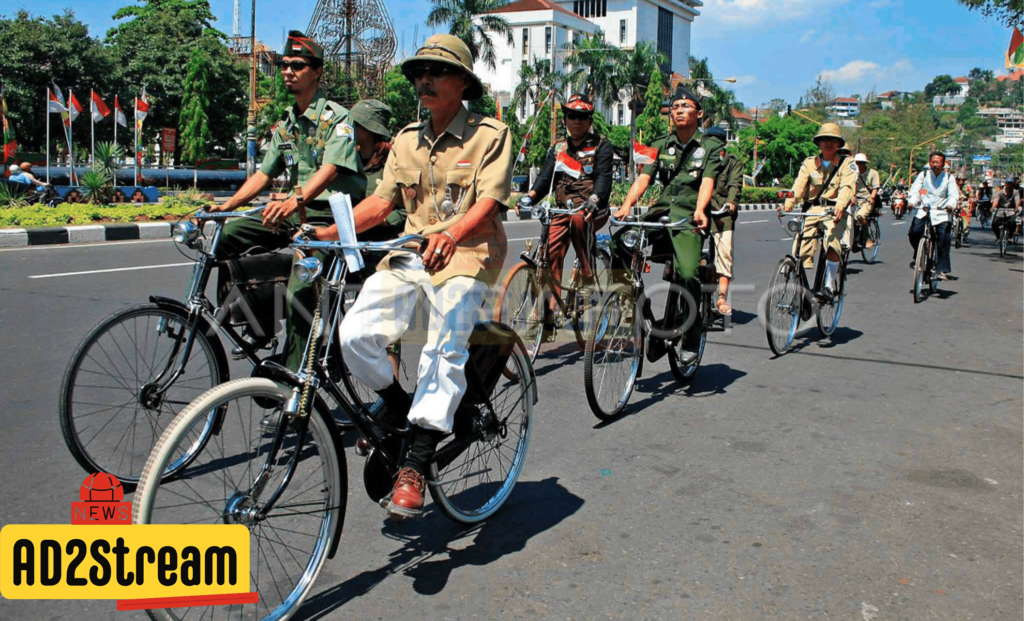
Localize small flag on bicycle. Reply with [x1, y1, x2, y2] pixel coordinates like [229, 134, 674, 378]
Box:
[632, 140, 658, 166]
[554, 151, 582, 179]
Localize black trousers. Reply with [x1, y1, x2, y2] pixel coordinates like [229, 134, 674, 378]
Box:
[908, 218, 951, 273]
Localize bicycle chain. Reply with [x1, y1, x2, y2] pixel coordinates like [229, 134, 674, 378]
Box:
[296, 279, 323, 418]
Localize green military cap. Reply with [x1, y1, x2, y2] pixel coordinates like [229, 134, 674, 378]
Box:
[351, 99, 392, 137]
[282, 30, 324, 61]
[400, 34, 484, 100]
[670, 84, 702, 110]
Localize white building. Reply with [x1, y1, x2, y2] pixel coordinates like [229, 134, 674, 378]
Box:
[477, 0, 703, 126]
[977, 107, 1024, 145]
[826, 97, 861, 118]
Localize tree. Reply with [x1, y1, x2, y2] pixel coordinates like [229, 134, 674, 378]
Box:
[924, 75, 960, 98]
[107, 0, 247, 163]
[804, 75, 835, 115]
[956, 0, 1024, 27]
[380, 66, 419, 132]
[688, 56, 744, 130]
[563, 31, 624, 117]
[634, 65, 668, 144]
[510, 59, 562, 118]
[179, 47, 212, 164]
[469, 91, 497, 118]
[425, 0, 513, 71]
[614, 41, 666, 178]
[728, 115, 818, 181]
[0, 10, 114, 151]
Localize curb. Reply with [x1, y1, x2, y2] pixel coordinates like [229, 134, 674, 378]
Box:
[0, 204, 785, 247]
[1, 222, 172, 248]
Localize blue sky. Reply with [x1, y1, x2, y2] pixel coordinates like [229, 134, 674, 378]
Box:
[7, 0, 1016, 108]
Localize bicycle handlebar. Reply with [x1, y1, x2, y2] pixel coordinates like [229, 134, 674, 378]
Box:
[610, 215, 692, 229]
[778, 208, 835, 219]
[193, 205, 266, 220]
[290, 234, 428, 256]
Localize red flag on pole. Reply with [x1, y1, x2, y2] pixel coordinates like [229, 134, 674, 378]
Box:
[114, 96, 128, 128]
[91, 91, 111, 122]
[632, 140, 659, 166]
[1008, 27, 1024, 69]
[66, 92, 83, 126]
[554, 151, 583, 179]
[47, 88, 67, 114]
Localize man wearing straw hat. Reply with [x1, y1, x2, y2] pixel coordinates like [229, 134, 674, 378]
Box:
[782, 122, 857, 301]
[315, 34, 513, 520]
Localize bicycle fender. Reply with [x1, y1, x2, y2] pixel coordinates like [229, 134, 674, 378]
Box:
[147, 295, 230, 386]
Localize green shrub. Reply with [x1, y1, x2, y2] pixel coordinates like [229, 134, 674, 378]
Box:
[739, 187, 785, 204]
[0, 202, 198, 228]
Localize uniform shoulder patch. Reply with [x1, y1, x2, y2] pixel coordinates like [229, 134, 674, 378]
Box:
[335, 122, 354, 140]
[848, 162, 858, 172]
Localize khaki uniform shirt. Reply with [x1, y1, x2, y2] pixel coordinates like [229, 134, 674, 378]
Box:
[785, 155, 857, 212]
[374, 105, 512, 286]
[261, 90, 366, 209]
[855, 168, 881, 205]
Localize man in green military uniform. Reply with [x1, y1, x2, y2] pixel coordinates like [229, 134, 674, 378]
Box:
[611, 85, 724, 365]
[208, 30, 365, 369]
[704, 126, 743, 316]
[351, 99, 405, 253]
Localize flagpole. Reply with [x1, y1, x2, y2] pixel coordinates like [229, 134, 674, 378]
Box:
[134, 95, 139, 186]
[68, 88, 75, 185]
[45, 90, 50, 183]
[113, 97, 118, 189]
[90, 90, 95, 167]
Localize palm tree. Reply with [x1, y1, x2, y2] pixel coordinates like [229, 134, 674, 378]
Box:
[510, 59, 563, 118]
[563, 32, 623, 115]
[615, 42, 667, 179]
[426, 0, 514, 71]
[688, 56, 743, 130]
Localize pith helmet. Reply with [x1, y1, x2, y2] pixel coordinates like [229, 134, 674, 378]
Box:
[854, 153, 869, 163]
[814, 123, 845, 147]
[401, 34, 484, 100]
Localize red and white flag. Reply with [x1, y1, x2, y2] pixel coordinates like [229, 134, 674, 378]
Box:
[90, 91, 111, 123]
[114, 96, 128, 128]
[135, 91, 150, 123]
[517, 132, 531, 162]
[66, 91, 84, 125]
[632, 140, 659, 166]
[554, 151, 583, 179]
[47, 87, 67, 114]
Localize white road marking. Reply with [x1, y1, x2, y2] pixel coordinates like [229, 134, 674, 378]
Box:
[509, 236, 539, 242]
[891, 221, 907, 226]
[29, 262, 193, 279]
[0, 238, 172, 253]
[738, 219, 769, 224]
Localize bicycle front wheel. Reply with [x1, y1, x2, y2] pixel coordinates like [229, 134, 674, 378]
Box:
[495, 262, 545, 365]
[1000, 227, 1008, 257]
[567, 247, 614, 352]
[861, 220, 881, 264]
[584, 288, 641, 420]
[913, 237, 930, 303]
[669, 290, 710, 383]
[133, 377, 345, 621]
[817, 254, 846, 337]
[764, 257, 802, 356]
[59, 303, 225, 484]
[429, 343, 533, 524]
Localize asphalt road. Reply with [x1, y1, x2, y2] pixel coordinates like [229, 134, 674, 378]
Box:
[1, 214, 1021, 620]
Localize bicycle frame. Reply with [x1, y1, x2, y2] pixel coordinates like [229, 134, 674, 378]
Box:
[778, 208, 835, 297]
[145, 208, 273, 403]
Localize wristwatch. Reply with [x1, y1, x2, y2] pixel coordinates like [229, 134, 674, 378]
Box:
[299, 223, 317, 239]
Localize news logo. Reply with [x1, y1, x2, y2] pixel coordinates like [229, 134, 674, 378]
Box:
[71, 473, 131, 525]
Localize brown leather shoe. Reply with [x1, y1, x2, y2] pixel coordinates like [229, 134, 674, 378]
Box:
[387, 467, 426, 520]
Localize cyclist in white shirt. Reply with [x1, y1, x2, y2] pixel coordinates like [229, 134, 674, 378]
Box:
[907, 151, 959, 280]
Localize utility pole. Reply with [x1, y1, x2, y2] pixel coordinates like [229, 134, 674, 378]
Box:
[245, 0, 257, 178]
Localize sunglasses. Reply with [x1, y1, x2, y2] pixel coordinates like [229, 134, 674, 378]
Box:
[276, 60, 313, 72]
[408, 63, 458, 79]
[564, 112, 592, 121]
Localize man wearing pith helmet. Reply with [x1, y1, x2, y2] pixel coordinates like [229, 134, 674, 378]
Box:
[313, 33, 513, 521]
[782, 122, 856, 301]
[520, 93, 614, 340]
[208, 30, 365, 369]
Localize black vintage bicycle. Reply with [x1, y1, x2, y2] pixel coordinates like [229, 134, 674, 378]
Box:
[582, 212, 717, 420]
[495, 199, 611, 363]
[853, 211, 882, 263]
[131, 234, 536, 621]
[912, 205, 943, 303]
[763, 201, 849, 356]
[58, 206, 369, 486]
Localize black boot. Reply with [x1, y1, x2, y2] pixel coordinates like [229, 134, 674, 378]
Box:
[375, 380, 411, 431]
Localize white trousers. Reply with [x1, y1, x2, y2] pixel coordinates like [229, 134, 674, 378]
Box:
[338, 255, 491, 433]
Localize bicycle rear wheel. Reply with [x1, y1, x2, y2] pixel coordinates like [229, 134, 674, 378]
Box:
[817, 254, 846, 337]
[133, 377, 345, 621]
[913, 237, 930, 303]
[764, 257, 802, 356]
[567, 247, 613, 352]
[1000, 226, 1008, 257]
[59, 303, 225, 484]
[954, 220, 963, 249]
[669, 290, 710, 383]
[584, 288, 641, 420]
[429, 344, 533, 524]
[861, 219, 881, 263]
[495, 262, 545, 365]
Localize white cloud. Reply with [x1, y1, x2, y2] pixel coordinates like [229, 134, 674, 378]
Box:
[820, 60, 881, 84]
[816, 59, 916, 94]
[700, 0, 851, 27]
[868, 0, 899, 7]
[799, 29, 817, 44]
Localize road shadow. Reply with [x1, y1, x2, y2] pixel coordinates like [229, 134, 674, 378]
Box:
[814, 326, 864, 348]
[297, 477, 583, 619]
[726, 309, 758, 326]
[845, 266, 863, 275]
[532, 348, 584, 378]
[679, 362, 748, 397]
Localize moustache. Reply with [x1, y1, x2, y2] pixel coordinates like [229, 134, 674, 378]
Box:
[417, 84, 437, 97]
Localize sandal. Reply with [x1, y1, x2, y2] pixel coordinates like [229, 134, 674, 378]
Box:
[715, 294, 733, 316]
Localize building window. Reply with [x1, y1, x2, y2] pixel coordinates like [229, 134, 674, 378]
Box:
[545, 26, 552, 54]
[620, 19, 627, 44]
[657, 8, 673, 71]
[617, 103, 624, 126]
[572, 0, 606, 18]
[522, 28, 529, 56]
